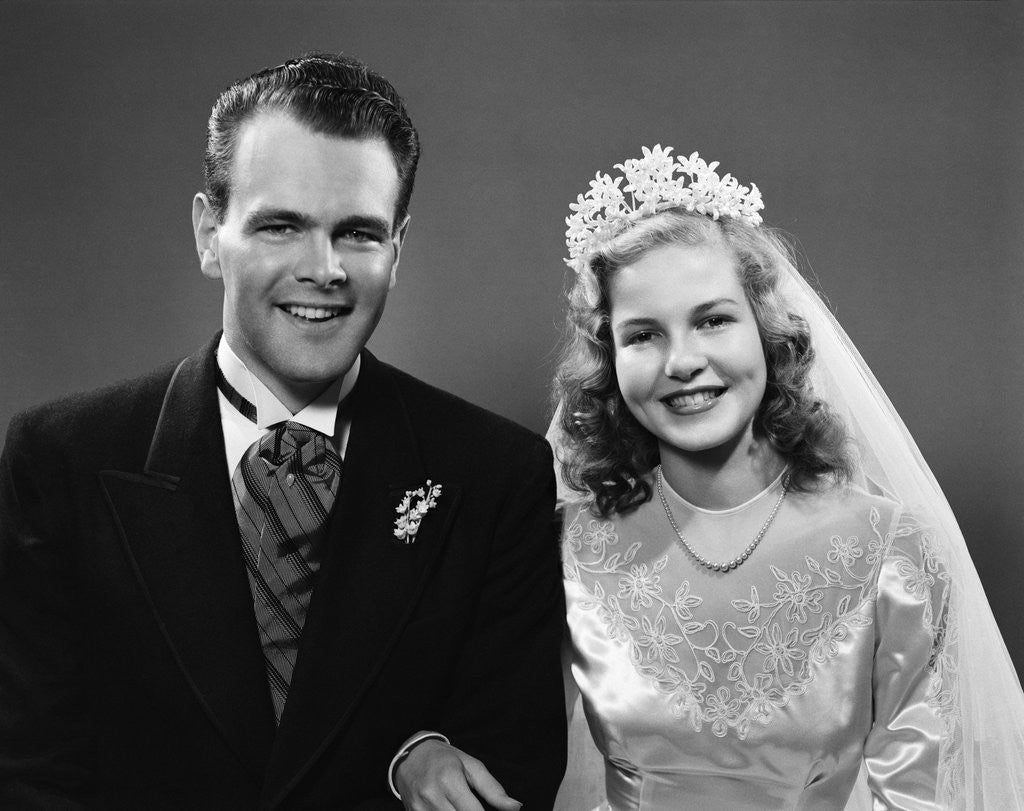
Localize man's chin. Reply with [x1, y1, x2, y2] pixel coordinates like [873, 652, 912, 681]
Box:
[283, 363, 356, 390]
[257, 355, 357, 409]
[275, 345, 359, 381]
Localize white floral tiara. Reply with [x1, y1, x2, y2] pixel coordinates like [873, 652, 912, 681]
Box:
[564, 145, 765, 273]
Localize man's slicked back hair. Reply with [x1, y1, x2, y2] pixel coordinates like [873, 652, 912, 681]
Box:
[203, 52, 420, 228]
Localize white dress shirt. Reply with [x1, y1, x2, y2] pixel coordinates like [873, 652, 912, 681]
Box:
[214, 334, 359, 476]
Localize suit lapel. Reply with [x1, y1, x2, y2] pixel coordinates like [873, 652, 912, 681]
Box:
[261, 352, 461, 806]
[98, 336, 275, 782]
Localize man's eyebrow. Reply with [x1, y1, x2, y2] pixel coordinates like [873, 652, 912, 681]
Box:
[243, 209, 315, 230]
[332, 215, 393, 238]
[243, 210, 394, 238]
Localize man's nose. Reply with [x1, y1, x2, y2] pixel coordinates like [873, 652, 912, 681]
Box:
[297, 237, 347, 287]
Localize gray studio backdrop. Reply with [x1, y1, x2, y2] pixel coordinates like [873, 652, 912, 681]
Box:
[2, 2, 1022, 673]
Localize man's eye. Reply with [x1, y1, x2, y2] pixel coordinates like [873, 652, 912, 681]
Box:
[340, 230, 381, 243]
[261, 224, 297, 235]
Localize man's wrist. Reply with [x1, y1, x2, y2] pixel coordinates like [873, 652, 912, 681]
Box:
[387, 730, 451, 800]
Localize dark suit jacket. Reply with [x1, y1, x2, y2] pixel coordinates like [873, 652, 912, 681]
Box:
[0, 337, 567, 809]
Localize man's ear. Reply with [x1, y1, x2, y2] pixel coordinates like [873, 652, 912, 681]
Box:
[192, 193, 223, 280]
[388, 214, 411, 290]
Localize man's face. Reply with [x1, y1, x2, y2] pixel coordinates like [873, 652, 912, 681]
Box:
[193, 111, 406, 410]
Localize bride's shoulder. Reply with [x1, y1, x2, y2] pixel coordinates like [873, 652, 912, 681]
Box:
[559, 496, 605, 531]
[558, 492, 648, 557]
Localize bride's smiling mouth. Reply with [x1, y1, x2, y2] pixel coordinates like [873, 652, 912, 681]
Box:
[662, 388, 726, 412]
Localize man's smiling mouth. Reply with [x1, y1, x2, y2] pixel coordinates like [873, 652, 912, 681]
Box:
[281, 304, 346, 322]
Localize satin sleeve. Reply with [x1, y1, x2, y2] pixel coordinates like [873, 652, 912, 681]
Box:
[554, 504, 608, 811]
[862, 514, 950, 810]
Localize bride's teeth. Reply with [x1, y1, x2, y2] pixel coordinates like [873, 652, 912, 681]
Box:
[669, 390, 720, 407]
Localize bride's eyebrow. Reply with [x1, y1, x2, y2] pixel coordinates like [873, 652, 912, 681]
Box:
[614, 316, 659, 329]
[692, 297, 741, 317]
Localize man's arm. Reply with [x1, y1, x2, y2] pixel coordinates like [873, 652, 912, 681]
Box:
[392, 436, 567, 809]
[0, 413, 93, 807]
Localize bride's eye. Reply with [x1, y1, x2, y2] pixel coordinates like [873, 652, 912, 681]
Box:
[700, 315, 731, 330]
[625, 330, 656, 345]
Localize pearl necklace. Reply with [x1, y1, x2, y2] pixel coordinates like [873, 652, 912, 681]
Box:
[655, 466, 790, 573]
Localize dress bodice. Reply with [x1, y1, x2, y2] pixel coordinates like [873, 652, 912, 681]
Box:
[562, 479, 956, 810]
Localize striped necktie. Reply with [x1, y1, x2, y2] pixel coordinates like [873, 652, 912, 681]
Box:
[220, 369, 342, 721]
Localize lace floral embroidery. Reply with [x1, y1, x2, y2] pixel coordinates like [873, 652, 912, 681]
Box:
[564, 502, 956, 743]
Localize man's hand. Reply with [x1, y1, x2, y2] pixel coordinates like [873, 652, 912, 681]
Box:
[395, 739, 521, 811]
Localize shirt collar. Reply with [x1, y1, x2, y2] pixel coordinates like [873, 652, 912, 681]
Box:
[215, 334, 359, 434]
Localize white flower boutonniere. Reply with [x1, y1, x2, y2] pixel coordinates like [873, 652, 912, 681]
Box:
[393, 480, 443, 544]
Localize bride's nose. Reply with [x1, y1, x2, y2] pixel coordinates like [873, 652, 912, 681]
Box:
[663, 337, 707, 380]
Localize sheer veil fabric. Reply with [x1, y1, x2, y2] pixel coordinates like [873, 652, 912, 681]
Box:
[550, 262, 1024, 810]
[779, 267, 1024, 808]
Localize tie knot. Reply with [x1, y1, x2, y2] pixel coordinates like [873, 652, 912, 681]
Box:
[259, 421, 312, 462]
[254, 422, 340, 482]
[277, 421, 315, 451]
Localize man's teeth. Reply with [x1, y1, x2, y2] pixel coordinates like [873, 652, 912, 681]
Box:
[285, 305, 341, 321]
[668, 390, 721, 407]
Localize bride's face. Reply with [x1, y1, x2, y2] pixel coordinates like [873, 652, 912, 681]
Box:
[608, 241, 767, 461]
